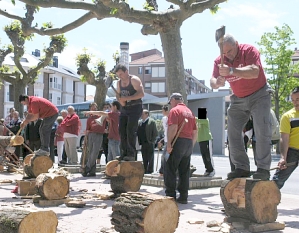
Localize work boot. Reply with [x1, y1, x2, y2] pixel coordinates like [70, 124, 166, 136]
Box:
[252, 168, 270, 180]
[176, 196, 188, 204]
[227, 168, 251, 180]
[34, 149, 50, 156]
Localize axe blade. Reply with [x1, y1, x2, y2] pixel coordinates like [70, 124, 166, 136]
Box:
[215, 25, 226, 42]
[104, 75, 113, 88]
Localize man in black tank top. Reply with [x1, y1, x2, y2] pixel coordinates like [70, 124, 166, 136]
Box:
[115, 64, 145, 161]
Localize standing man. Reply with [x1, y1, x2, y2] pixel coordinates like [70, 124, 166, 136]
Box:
[137, 109, 158, 174]
[164, 93, 197, 204]
[196, 108, 215, 177]
[60, 106, 79, 165]
[115, 64, 144, 161]
[19, 94, 59, 156]
[84, 100, 121, 162]
[99, 102, 111, 164]
[272, 87, 299, 189]
[83, 102, 106, 177]
[59, 109, 68, 164]
[211, 34, 272, 180]
[158, 105, 169, 175]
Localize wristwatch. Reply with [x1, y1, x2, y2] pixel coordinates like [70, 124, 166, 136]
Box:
[229, 67, 234, 75]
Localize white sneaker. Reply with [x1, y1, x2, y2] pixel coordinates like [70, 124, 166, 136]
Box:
[204, 170, 215, 177]
[35, 149, 50, 156]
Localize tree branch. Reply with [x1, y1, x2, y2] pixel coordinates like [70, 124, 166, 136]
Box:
[141, 25, 159, 35]
[0, 9, 23, 21]
[0, 71, 20, 84]
[22, 12, 96, 36]
[167, 0, 184, 8]
[188, 0, 227, 16]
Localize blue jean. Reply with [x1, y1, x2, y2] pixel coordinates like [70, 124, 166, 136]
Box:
[119, 104, 142, 159]
[272, 148, 299, 189]
[108, 139, 120, 162]
[228, 84, 272, 171]
[39, 113, 58, 152]
[164, 138, 193, 199]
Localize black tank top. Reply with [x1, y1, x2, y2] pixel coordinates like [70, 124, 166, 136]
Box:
[120, 76, 142, 106]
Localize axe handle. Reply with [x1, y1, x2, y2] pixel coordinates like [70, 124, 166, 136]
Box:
[219, 39, 224, 67]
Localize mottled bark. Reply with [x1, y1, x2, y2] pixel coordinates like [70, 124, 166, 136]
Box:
[220, 178, 281, 224]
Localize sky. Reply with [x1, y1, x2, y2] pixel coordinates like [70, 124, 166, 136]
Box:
[0, 0, 298, 96]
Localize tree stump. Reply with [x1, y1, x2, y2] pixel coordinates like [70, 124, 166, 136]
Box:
[0, 208, 57, 233]
[111, 192, 179, 233]
[107, 161, 144, 194]
[220, 178, 281, 224]
[24, 155, 53, 178]
[35, 173, 69, 200]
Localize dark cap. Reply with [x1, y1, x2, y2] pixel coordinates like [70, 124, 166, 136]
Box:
[168, 93, 183, 104]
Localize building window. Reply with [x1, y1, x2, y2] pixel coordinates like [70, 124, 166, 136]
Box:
[49, 93, 52, 102]
[144, 82, 151, 89]
[49, 77, 62, 90]
[138, 67, 143, 74]
[152, 67, 165, 77]
[151, 82, 165, 93]
[145, 67, 151, 74]
[57, 97, 61, 105]
[8, 85, 14, 102]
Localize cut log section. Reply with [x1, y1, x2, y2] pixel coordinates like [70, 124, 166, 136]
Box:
[23, 154, 34, 166]
[24, 155, 53, 178]
[0, 208, 57, 233]
[220, 178, 281, 224]
[105, 160, 120, 177]
[111, 192, 179, 233]
[35, 173, 69, 200]
[110, 161, 144, 194]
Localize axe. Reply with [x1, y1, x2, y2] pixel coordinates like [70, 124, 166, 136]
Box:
[215, 25, 226, 66]
[165, 118, 188, 162]
[104, 75, 120, 97]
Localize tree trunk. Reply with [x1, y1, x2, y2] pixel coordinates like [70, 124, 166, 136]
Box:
[111, 192, 179, 233]
[13, 81, 27, 117]
[159, 24, 186, 101]
[35, 173, 69, 200]
[0, 208, 58, 233]
[23, 155, 53, 178]
[109, 161, 144, 194]
[220, 178, 281, 224]
[94, 82, 108, 110]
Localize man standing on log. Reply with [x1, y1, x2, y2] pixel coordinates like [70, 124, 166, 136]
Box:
[272, 87, 299, 189]
[137, 109, 158, 174]
[115, 64, 144, 161]
[19, 94, 58, 156]
[210, 34, 273, 180]
[165, 93, 197, 204]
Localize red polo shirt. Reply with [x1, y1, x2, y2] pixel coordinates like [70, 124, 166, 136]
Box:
[212, 44, 266, 98]
[86, 115, 106, 134]
[168, 103, 196, 140]
[108, 111, 120, 141]
[28, 96, 58, 118]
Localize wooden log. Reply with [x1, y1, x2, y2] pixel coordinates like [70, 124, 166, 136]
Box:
[0, 208, 57, 233]
[220, 178, 281, 224]
[17, 179, 37, 196]
[105, 160, 120, 177]
[248, 221, 285, 232]
[111, 192, 179, 233]
[109, 161, 144, 194]
[23, 154, 34, 166]
[24, 155, 53, 178]
[35, 173, 69, 200]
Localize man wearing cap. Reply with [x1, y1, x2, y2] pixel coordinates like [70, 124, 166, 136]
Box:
[165, 93, 197, 204]
[19, 94, 59, 156]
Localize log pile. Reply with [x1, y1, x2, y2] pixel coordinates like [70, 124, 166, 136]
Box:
[220, 178, 281, 224]
[111, 192, 179, 233]
[24, 155, 53, 178]
[0, 208, 58, 233]
[35, 173, 69, 200]
[106, 160, 144, 194]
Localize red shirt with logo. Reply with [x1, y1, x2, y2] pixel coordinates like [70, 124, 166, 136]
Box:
[168, 103, 196, 140]
[108, 111, 120, 141]
[61, 113, 80, 135]
[28, 96, 58, 118]
[86, 115, 106, 134]
[212, 44, 266, 98]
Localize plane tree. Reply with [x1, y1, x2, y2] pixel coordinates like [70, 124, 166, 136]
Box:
[0, 0, 226, 102]
[0, 6, 67, 114]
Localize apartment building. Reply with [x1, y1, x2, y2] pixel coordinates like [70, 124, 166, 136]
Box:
[0, 50, 86, 117]
[128, 49, 212, 98]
